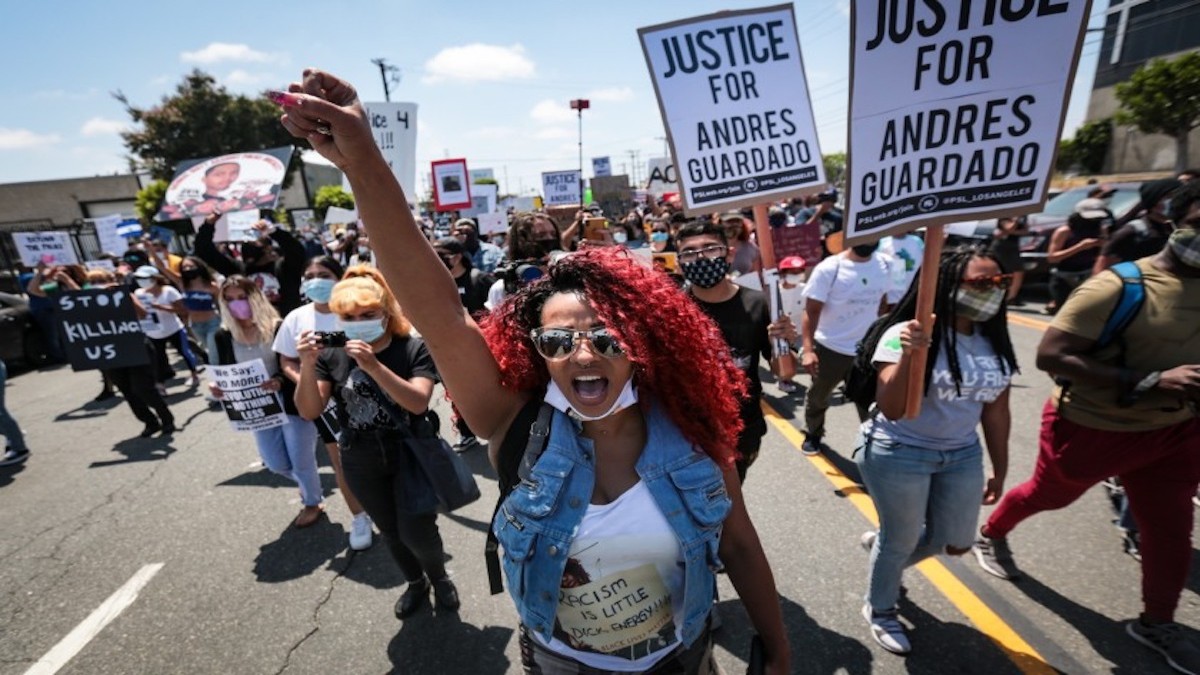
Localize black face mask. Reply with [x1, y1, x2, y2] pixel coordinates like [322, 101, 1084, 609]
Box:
[534, 239, 559, 257]
[851, 243, 879, 257]
[181, 268, 201, 281]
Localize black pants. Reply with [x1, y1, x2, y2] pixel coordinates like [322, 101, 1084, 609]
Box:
[105, 348, 173, 428]
[341, 429, 448, 582]
[149, 330, 200, 383]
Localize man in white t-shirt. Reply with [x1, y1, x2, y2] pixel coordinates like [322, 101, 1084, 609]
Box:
[799, 241, 895, 454]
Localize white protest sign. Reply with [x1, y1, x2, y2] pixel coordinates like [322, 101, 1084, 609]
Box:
[13, 232, 78, 267]
[207, 359, 288, 432]
[84, 259, 115, 272]
[324, 206, 359, 227]
[592, 157, 612, 177]
[542, 170, 582, 207]
[93, 214, 127, 256]
[344, 102, 418, 201]
[477, 212, 508, 236]
[461, 183, 498, 217]
[844, 0, 1091, 243]
[639, 5, 825, 214]
[646, 157, 678, 196]
[215, 209, 261, 242]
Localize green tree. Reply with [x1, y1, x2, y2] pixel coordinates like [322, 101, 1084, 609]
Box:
[1057, 118, 1113, 174]
[313, 185, 355, 220]
[115, 70, 305, 181]
[473, 177, 499, 186]
[134, 179, 168, 223]
[1115, 51, 1200, 172]
[823, 152, 846, 186]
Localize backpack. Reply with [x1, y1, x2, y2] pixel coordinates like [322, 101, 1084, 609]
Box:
[1092, 261, 1146, 358]
[484, 397, 554, 595]
[841, 313, 898, 410]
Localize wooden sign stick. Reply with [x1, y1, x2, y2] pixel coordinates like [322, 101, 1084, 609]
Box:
[903, 223, 944, 420]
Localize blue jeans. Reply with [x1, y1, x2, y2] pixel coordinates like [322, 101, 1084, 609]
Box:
[253, 416, 322, 507]
[0, 359, 26, 452]
[856, 434, 985, 611]
[190, 316, 222, 366]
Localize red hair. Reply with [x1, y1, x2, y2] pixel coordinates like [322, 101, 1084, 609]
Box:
[479, 248, 747, 468]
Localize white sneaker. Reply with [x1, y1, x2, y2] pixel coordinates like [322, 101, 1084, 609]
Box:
[863, 603, 912, 654]
[349, 514, 373, 551]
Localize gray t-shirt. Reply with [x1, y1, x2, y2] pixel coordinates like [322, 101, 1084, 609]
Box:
[864, 324, 1011, 450]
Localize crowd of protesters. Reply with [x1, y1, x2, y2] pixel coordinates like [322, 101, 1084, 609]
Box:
[2, 76, 1199, 674]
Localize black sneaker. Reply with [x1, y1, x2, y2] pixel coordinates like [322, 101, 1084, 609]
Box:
[395, 579, 430, 619]
[974, 535, 1022, 580]
[801, 433, 822, 457]
[139, 422, 162, 438]
[160, 422, 177, 437]
[0, 448, 30, 467]
[432, 577, 460, 611]
[452, 436, 480, 454]
[1128, 619, 1200, 675]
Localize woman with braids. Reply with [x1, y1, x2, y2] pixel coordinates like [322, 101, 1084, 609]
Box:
[276, 68, 790, 674]
[854, 246, 1017, 655]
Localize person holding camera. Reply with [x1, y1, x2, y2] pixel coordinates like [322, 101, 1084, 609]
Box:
[294, 272, 459, 620]
[210, 276, 325, 529]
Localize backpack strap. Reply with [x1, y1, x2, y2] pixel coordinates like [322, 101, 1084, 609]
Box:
[485, 400, 554, 595]
[1094, 261, 1145, 354]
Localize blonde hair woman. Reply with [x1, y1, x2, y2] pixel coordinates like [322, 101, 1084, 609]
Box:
[210, 275, 325, 528]
[295, 267, 455, 620]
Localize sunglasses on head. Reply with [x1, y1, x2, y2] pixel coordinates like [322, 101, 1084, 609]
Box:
[962, 274, 1013, 291]
[529, 327, 625, 360]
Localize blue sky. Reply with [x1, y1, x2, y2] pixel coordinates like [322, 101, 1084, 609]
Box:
[0, 0, 1107, 195]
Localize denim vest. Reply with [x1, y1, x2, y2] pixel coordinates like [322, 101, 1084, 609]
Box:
[492, 399, 732, 649]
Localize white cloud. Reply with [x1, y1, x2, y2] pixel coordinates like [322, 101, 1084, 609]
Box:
[836, 0, 850, 17]
[533, 127, 572, 140]
[422, 43, 536, 83]
[80, 117, 126, 137]
[224, 69, 273, 87]
[180, 42, 284, 65]
[587, 87, 634, 102]
[530, 99, 575, 124]
[0, 128, 62, 150]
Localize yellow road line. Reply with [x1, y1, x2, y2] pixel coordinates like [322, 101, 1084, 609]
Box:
[761, 402, 1056, 675]
[1008, 314, 1052, 332]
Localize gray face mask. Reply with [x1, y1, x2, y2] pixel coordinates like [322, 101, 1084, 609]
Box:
[1169, 227, 1200, 268]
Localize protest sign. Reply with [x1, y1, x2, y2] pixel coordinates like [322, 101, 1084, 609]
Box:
[93, 215, 127, 256]
[84, 259, 116, 272]
[324, 206, 358, 227]
[214, 209, 261, 242]
[770, 221, 822, 269]
[477, 212, 508, 236]
[207, 359, 288, 432]
[542, 170, 582, 207]
[288, 208, 319, 232]
[55, 288, 148, 371]
[592, 157, 612, 177]
[149, 225, 175, 244]
[432, 159, 472, 211]
[461, 183, 498, 218]
[156, 147, 292, 221]
[639, 5, 825, 214]
[844, 0, 1091, 244]
[645, 157, 678, 196]
[349, 102, 418, 200]
[13, 232, 78, 267]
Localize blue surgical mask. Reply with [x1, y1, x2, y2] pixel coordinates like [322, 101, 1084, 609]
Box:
[339, 317, 387, 343]
[650, 231, 669, 243]
[302, 278, 335, 303]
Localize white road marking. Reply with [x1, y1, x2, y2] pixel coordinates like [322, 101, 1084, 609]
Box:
[25, 563, 165, 675]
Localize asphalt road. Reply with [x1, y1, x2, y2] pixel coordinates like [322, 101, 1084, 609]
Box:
[1, 307, 1196, 674]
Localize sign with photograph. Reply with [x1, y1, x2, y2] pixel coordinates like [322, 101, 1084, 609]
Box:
[542, 170, 582, 207]
[207, 359, 288, 432]
[432, 159, 472, 211]
[215, 209, 261, 243]
[155, 146, 292, 221]
[592, 156, 612, 177]
[55, 288, 149, 372]
[844, 0, 1091, 243]
[639, 5, 826, 214]
[13, 231, 78, 267]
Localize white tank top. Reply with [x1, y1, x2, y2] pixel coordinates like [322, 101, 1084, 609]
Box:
[536, 481, 686, 671]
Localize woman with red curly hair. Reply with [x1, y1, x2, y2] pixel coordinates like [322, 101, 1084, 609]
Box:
[278, 68, 790, 674]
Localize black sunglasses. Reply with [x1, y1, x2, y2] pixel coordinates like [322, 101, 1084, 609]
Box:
[962, 274, 1013, 291]
[529, 327, 625, 360]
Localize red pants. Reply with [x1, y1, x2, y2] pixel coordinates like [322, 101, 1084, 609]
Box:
[985, 401, 1200, 622]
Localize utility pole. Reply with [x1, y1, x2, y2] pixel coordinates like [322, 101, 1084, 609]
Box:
[371, 58, 401, 101]
[570, 99, 590, 206]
